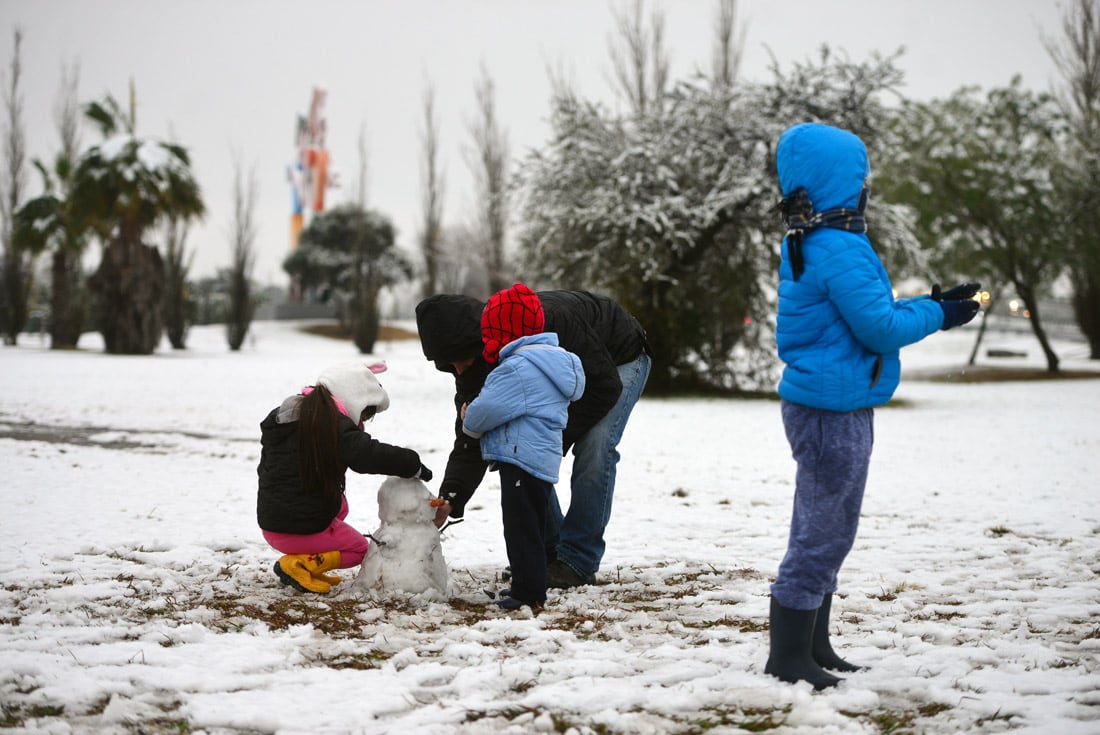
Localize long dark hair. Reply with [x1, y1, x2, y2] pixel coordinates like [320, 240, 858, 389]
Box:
[298, 384, 342, 499]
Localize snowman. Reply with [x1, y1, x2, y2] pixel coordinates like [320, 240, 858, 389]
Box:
[350, 476, 449, 598]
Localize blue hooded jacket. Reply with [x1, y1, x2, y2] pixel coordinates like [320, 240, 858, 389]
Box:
[462, 332, 586, 483]
[775, 122, 943, 411]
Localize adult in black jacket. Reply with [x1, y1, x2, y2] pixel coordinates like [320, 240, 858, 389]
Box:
[416, 289, 651, 588]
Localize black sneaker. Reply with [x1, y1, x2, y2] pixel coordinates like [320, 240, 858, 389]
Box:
[546, 559, 595, 589]
[496, 595, 544, 611]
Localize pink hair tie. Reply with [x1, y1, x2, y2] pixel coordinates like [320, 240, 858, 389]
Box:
[300, 385, 351, 418]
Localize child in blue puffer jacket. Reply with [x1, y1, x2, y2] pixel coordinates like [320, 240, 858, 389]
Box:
[462, 283, 586, 610]
[767, 122, 980, 689]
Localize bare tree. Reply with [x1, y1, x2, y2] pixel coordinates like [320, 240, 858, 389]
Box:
[418, 81, 445, 299]
[226, 156, 258, 351]
[0, 28, 30, 345]
[466, 63, 510, 293]
[711, 0, 745, 90]
[607, 0, 670, 117]
[48, 60, 87, 349]
[161, 215, 192, 349]
[438, 222, 488, 297]
[1046, 0, 1100, 358]
[353, 120, 368, 208]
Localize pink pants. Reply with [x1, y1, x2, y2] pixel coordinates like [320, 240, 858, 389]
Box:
[262, 497, 369, 567]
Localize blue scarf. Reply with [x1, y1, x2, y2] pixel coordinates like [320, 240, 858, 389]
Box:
[779, 187, 868, 281]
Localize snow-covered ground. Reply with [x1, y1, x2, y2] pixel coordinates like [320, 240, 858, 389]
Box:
[1, 318, 1098, 735]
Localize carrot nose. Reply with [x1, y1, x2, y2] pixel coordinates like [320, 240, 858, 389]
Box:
[429, 498, 446, 507]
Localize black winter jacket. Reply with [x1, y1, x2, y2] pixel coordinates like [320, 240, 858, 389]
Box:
[256, 404, 421, 535]
[415, 290, 648, 517]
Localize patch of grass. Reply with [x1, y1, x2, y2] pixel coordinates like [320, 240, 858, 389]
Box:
[872, 581, 923, 602]
[1, 703, 66, 727]
[683, 615, 768, 633]
[122, 718, 192, 734]
[987, 525, 1013, 538]
[974, 709, 1017, 727]
[687, 704, 791, 732]
[542, 608, 611, 640]
[201, 595, 381, 638]
[323, 650, 391, 670]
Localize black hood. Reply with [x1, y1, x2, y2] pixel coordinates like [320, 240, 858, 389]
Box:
[415, 294, 486, 365]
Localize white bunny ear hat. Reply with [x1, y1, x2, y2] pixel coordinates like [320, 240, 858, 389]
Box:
[317, 361, 391, 419]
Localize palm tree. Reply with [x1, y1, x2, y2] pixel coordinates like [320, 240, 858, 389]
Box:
[12, 151, 91, 349]
[70, 89, 204, 354]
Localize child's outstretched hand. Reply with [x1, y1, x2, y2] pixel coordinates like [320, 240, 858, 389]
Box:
[931, 282, 981, 302]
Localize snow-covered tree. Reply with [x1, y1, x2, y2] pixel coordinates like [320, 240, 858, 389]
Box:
[516, 49, 906, 393]
[69, 87, 205, 354]
[285, 203, 412, 353]
[879, 78, 1069, 372]
[1046, 0, 1100, 359]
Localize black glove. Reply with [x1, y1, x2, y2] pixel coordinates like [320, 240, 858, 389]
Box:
[416, 464, 433, 482]
[939, 298, 980, 330]
[931, 282, 981, 302]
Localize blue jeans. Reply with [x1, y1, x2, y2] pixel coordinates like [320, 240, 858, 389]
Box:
[548, 352, 651, 577]
[771, 401, 874, 610]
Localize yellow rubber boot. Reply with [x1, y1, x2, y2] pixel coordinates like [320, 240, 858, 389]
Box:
[274, 551, 341, 593]
[313, 569, 342, 586]
[311, 551, 342, 586]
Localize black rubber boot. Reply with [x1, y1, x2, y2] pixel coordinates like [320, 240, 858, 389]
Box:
[812, 594, 862, 673]
[765, 597, 841, 690]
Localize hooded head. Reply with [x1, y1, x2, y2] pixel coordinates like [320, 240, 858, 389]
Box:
[481, 283, 545, 364]
[316, 361, 390, 423]
[415, 295, 486, 370]
[776, 122, 870, 211]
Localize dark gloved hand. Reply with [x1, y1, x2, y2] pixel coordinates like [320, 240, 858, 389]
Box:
[931, 282, 981, 302]
[416, 464, 433, 482]
[940, 298, 980, 330]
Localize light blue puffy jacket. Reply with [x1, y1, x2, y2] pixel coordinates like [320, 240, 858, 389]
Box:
[463, 332, 586, 483]
[775, 122, 943, 411]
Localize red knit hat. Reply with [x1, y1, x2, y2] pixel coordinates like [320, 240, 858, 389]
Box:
[481, 282, 545, 363]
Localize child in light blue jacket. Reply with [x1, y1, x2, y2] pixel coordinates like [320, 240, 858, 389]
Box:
[462, 283, 586, 610]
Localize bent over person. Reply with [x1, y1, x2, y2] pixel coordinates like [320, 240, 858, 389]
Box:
[415, 289, 650, 588]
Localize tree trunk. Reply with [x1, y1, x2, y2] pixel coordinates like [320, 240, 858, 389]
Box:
[49, 249, 87, 349]
[1, 245, 33, 346]
[967, 293, 997, 366]
[89, 238, 165, 354]
[353, 286, 380, 354]
[1016, 283, 1060, 373]
[1070, 277, 1100, 359]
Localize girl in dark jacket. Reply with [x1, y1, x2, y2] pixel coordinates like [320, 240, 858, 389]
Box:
[257, 361, 431, 593]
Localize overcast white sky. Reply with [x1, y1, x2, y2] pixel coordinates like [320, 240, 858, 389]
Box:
[1, 0, 1070, 287]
